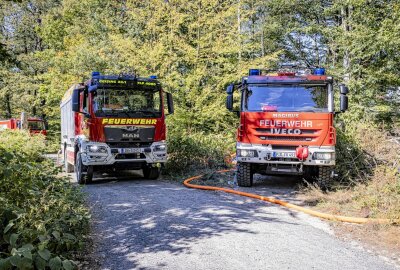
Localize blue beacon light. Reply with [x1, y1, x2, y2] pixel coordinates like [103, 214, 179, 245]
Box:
[91, 71, 101, 77]
[313, 68, 325, 75]
[149, 75, 157, 79]
[249, 69, 261, 76]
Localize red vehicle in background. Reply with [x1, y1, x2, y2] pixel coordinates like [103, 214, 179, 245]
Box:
[60, 72, 174, 184]
[0, 117, 47, 136]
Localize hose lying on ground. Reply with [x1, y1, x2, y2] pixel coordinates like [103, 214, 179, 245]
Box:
[183, 169, 399, 225]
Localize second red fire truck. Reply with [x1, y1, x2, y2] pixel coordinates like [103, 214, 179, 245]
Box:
[61, 72, 174, 184]
[0, 117, 47, 136]
[226, 67, 349, 189]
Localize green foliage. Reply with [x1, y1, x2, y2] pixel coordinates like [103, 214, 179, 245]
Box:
[0, 130, 90, 269]
[335, 125, 371, 184]
[165, 115, 236, 173]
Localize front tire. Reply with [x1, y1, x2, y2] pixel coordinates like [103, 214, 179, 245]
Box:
[143, 166, 160, 180]
[75, 152, 93, 185]
[317, 166, 333, 190]
[237, 162, 253, 187]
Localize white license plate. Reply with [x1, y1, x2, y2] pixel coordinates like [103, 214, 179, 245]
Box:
[273, 152, 296, 158]
[119, 148, 143, 154]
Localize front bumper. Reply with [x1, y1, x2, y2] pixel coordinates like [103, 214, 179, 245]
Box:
[80, 141, 167, 166]
[236, 143, 335, 166]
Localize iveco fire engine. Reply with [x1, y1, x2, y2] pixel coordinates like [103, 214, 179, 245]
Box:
[61, 72, 174, 184]
[226, 67, 349, 188]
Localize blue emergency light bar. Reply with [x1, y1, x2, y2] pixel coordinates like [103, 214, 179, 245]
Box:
[92, 71, 101, 77]
[149, 75, 157, 79]
[248, 67, 326, 77]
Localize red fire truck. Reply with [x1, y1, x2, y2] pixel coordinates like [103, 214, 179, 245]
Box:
[226, 67, 349, 189]
[0, 117, 47, 136]
[61, 72, 174, 184]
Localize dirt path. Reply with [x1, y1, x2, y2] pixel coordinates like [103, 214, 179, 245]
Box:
[78, 172, 397, 270]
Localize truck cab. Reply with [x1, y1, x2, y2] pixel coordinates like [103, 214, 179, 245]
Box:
[61, 72, 174, 184]
[27, 118, 47, 136]
[226, 67, 349, 189]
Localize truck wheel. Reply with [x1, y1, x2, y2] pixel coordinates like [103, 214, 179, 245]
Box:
[237, 162, 253, 187]
[143, 167, 160, 180]
[317, 166, 333, 190]
[64, 148, 74, 173]
[75, 152, 93, 184]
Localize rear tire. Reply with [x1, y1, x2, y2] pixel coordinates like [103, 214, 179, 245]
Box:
[143, 166, 160, 180]
[237, 162, 253, 187]
[317, 166, 333, 190]
[75, 152, 93, 185]
[64, 148, 74, 173]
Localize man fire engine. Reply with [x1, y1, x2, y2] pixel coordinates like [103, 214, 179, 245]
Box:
[0, 116, 47, 136]
[226, 67, 349, 189]
[61, 72, 174, 184]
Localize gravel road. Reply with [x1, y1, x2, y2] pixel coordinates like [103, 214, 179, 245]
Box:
[75, 171, 399, 270]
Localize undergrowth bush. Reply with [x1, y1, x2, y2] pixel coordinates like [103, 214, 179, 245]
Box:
[0, 130, 89, 269]
[306, 120, 400, 220]
[165, 129, 235, 175]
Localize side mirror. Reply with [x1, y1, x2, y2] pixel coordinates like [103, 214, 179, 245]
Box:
[166, 92, 174, 114]
[72, 89, 80, 112]
[340, 95, 348, 112]
[226, 95, 233, 111]
[340, 85, 349, 95]
[88, 84, 97, 92]
[226, 84, 234, 94]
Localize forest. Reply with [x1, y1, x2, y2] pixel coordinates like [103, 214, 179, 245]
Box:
[1, 0, 399, 200]
[1, 0, 399, 147]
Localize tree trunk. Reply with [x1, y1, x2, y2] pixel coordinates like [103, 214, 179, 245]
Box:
[341, 6, 351, 82]
[237, 0, 242, 63]
[5, 92, 12, 118]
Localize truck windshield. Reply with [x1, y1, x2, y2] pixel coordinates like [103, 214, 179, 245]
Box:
[28, 121, 45, 130]
[244, 85, 328, 112]
[93, 88, 161, 117]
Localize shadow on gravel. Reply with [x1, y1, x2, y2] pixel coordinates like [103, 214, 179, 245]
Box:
[87, 170, 145, 185]
[85, 172, 301, 269]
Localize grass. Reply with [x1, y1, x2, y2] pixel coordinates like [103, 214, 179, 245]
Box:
[300, 121, 400, 253]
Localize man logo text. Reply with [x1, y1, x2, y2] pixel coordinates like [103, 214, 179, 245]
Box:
[122, 134, 140, 139]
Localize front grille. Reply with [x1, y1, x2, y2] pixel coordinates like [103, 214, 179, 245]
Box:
[107, 142, 152, 148]
[271, 145, 297, 150]
[260, 136, 313, 141]
[104, 125, 155, 143]
[115, 153, 146, 160]
[255, 128, 318, 135]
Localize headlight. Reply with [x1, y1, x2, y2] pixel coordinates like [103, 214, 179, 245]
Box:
[154, 144, 167, 152]
[89, 145, 99, 152]
[313, 152, 334, 160]
[87, 145, 107, 153]
[237, 149, 258, 157]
